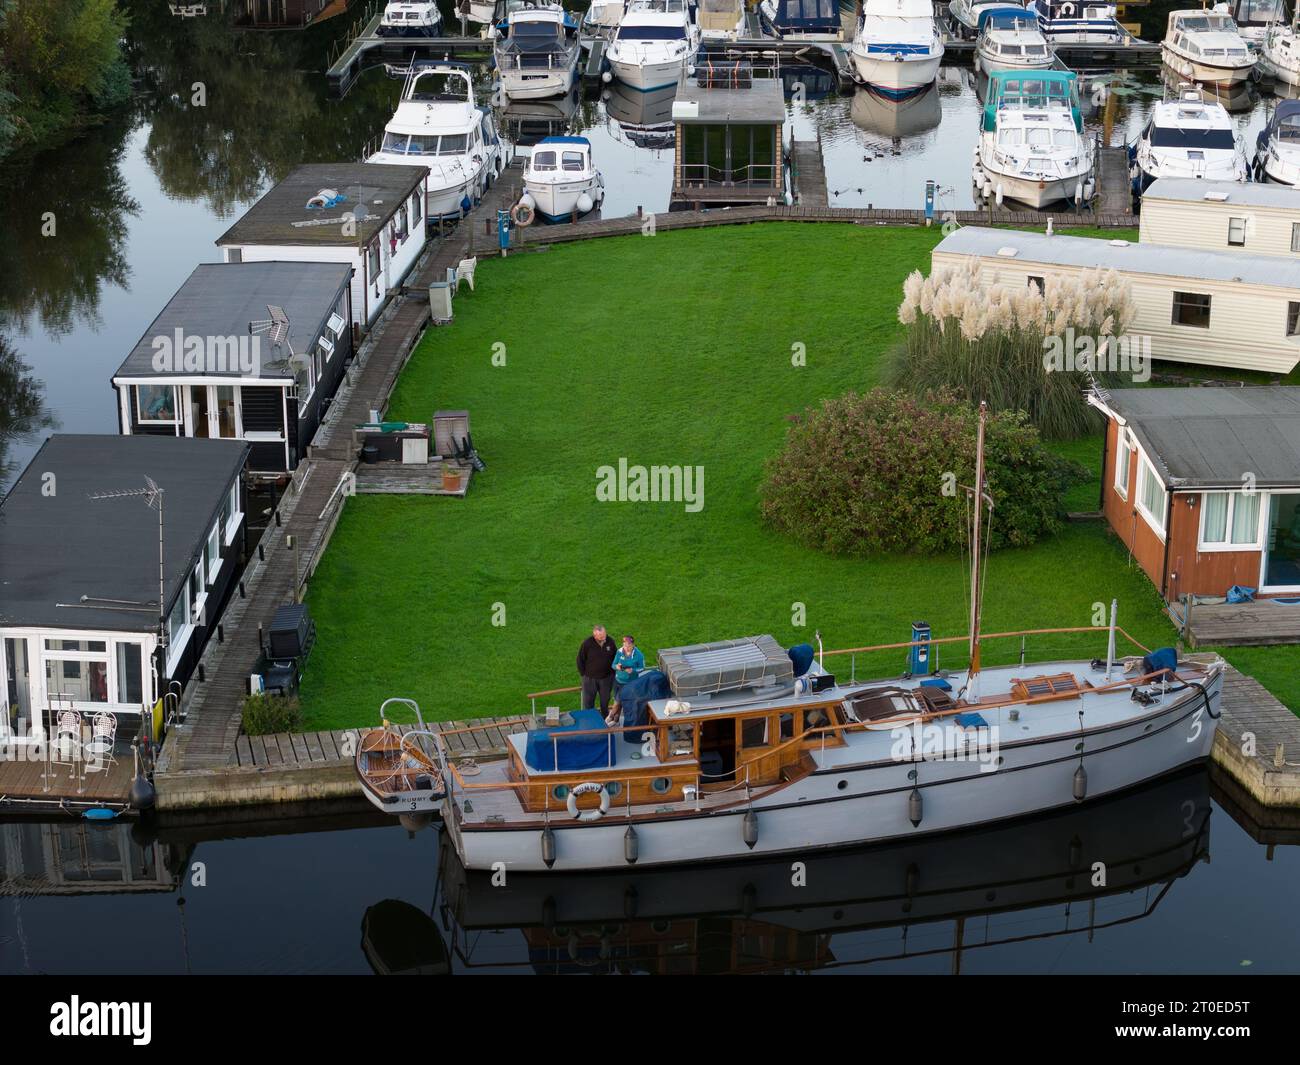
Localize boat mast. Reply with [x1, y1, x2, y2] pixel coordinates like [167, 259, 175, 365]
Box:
[967, 402, 988, 704]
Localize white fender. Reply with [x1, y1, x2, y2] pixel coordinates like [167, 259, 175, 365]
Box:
[576, 192, 594, 214]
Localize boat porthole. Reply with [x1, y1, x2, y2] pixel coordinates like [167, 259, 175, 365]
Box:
[652, 919, 671, 934]
[907, 769, 918, 781]
[553, 785, 569, 801]
[606, 781, 622, 797]
[837, 780, 848, 791]
[996, 755, 1003, 767]
[1144, 723, 1152, 732]
[833, 910, 844, 921]
[651, 777, 671, 794]
[1074, 742, 1084, 753]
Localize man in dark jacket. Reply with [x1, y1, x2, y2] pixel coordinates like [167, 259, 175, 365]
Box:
[577, 624, 618, 713]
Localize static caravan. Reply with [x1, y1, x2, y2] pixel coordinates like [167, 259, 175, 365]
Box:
[1089, 387, 1300, 602]
[0, 435, 248, 742]
[1139, 179, 1300, 258]
[215, 163, 429, 331]
[931, 226, 1300, 374]
[111, 262, 354, 475]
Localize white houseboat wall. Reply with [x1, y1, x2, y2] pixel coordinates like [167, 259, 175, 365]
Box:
[1139, 178, 1300, 255]
[931, 226, 1300, 375]
[111, 262, 354, 475]
[0, 436, 249, 743]
[214, 163, 430, 331]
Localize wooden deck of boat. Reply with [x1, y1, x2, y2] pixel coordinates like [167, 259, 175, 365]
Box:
[1183, 599, 1300, 648]
[0, 750, 134, 811]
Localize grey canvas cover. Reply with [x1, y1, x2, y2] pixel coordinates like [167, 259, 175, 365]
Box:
[657, 635, 794, 698]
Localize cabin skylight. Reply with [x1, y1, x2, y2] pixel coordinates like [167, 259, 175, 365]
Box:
[996, 246, 1018, 257]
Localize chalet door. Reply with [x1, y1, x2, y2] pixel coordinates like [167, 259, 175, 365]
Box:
[3, 636, 32, 725]
[190, 385, 211, 438]
[1261, 492, 1300, 590]
[213, 385, 240, 438]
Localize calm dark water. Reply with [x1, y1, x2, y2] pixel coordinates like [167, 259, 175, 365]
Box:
[2, 770, 1298, 974]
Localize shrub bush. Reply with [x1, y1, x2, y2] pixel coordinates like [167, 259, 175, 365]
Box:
[759, 388, 1086, 556]
[241, 692, 303, 736]
[885, 261, 1136, 440]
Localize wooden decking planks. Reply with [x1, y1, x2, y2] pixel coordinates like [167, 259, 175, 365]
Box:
[1213, 666, 1300, 807]
[791, 140, 829, 208]
[353, 460, 472, 495]
[0, 750, 134, 809]
[1187, 600, 1300, 648]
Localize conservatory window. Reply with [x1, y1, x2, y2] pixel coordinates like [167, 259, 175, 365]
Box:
[115, 642, 143, 705]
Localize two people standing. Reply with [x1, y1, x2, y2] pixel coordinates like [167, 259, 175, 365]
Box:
[577, 625, 645, 725]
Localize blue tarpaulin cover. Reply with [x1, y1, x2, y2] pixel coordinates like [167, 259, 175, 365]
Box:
[920, 677, 953, 691]
[1227, 585, 1256, 604]
[955, 712, 988, 728]
[525, 709, 614, 771]
[615, 669, 671, 742]
[787, 643, 815, 678]
[1141, 647, 1178, 681]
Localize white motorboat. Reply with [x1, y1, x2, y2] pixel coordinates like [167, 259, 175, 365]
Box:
[1254, 98, 1300, 182]
[517, 136, 606, 222]
[973, 68, 1095, 207]
[760, 0, 843, 40]
[976, 5, 1055, 71]
[850, 0, 945, 97]
[606, 0, 700, 92]
[582, 0, 627, 38]
[368, 63, 505, 223]
[1129, 84, 1247, 192]
[378, 0, 443, 36]
[949, 0, 1026, 37]
[1258, 14, 1300, 85]
[1213, 0, 1288, 48]
[698, 0, 747, 40]
[494, 4, 582, 100]
[1161, 9, 1258, 85]
[1026, 0, 1125, 44]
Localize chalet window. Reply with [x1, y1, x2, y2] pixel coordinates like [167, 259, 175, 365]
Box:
[1201, 491, 1261, 548]
[410, 190, 422, 226]
[396, 205, 409, 241]
[189, 566, 204, 621]
[1227, 217, 1246, 246]
[741, 716, 769, 749]
[167, 592, 188, 652]
[1292, 223, 1300, 253]
[228, 248, 242, 263]
[206, 524, 221, 582]
[1138, 457, 1167, 534]
[367, 240, 380, 278]
[1289, 302, 1300, 337]
[1172, 292, 1211, 329]
[1027, 276, 1045, 294]
[115, 642, 143, 704]
[1114, 432, 1132, 498]
[222, 481, 241, 545]
[136, 384, 178, 423]
[45, 658, 108, 704]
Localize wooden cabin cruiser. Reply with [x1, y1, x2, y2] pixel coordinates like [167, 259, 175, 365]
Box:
[1129, 85, 1247, 192]
[1258, 15, 1300, 85]
[1213, 0, 1288, 48]
[976, 6, 1054, 72]
[583, 0, 627, 38]
[371, 406, 1225, 873]
[850, 81, 943, 138]
[1026, 0, 1124, 45]
[973, 70, 1095, 207]
[494, 5, 582, 99]
[949, 0, 1026, 37]
[760, 0, 843, 40]
[850, 0, 945, 97]
[698, 0, 747, 40]
[356, 699, 447, 818]
[368, 63, 504, 223]
[606, 0, 701, 92]
[1161, 9, 1257, 85]
[517, 136, 606, 222]
[1254, 98, 1300, 182]
[379, 0, 443, 36]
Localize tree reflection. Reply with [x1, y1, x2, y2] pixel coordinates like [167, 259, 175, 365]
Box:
[0, 334, 57, 492]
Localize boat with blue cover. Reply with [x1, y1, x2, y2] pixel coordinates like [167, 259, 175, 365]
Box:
[976, 6, 1055, 72]
[494, 4, 582, 100]
[850, 0, 945, 97]
[760, 0, 843, 41]
[1026, 0, 1124, 45]
[517, 136, 606, 222]
[1254, 98, 1300, 183]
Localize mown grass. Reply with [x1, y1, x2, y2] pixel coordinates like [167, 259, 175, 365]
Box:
[298, 222, 1297, 727]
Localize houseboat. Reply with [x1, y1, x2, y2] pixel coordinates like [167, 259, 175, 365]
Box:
[949, 0, 1026, 38]
[367, 63, 504, 224]
[760, 0, 843, 40]
[215, 163, 429, 331]
[932, 225, 1300, 374]
[975, 6, 1055, 72]
[670, 68, 788, 210]
[850, 0, 945, 97]
[1255, 100, 1300, 182]
[377, 0, 443, 36]
[606, 0, 701, 92]
[973, 70, 1094, 208]
[1140, 178, 1300, 253]
[1090, 387, 1300, 602]
[360, 404, 1224, 873]
[1026, 0, 1124, 44]
[517, 136, 606, 222]
[1128, 86, 1246, 192]
[112, 262, 354, 474]
[493, 5, 582, 100]
[0, 435, 248, 747]
[1161, 9, 1257, 85]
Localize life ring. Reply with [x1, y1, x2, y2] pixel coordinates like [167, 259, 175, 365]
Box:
[567, 781, 609, 821]
[1060, 1, 1075, 14]
[510, 201, 534, 227]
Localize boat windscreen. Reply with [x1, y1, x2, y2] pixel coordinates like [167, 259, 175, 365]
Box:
[774, 0, 839, 25]
[617, 23, 688, 37]
[1235, 0, 1283, 21]
[1149, 125, 1236, 149]
[408, 73, 470, 103]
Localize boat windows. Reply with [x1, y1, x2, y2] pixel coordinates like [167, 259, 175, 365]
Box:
[616, 24, 688, 39]
[552, 784, 569, 800]
[381, 132, 410, 153]
[532, 150, 558, 171]
[1148, 126, 1235, 150]
[136, 384, 179, 424]
[740, 715, 769, 748]
[778, 711, 796, 740]
[651, 776, 672, 793]
[605, 781, 622, 797]
[1228, 216, 1246, 247]
[1172, 290, 1212, 328]
[562, 151, 586, 171]
[1024, 44, 1047, 54]
[1000, 43, 1023, 54]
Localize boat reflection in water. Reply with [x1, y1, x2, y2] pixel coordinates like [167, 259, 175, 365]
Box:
[603, 81, 677, 149]
[780, 63, 838, 104]
[436, 769, 1211, 973]
[500, 88, 581, 147]
[851, 82, 943, 140]
[1161, 61, 1259, 112]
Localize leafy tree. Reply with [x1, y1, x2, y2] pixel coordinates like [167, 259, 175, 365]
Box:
[0, 334, 57, 491]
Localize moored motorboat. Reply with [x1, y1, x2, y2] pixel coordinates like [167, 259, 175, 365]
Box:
[583, 0, 628, 38]
[355, 699, 446, 817]
[606, 0, 701, 92]
[1213, 0, 1287, 49]
[494, 4, 582, 100]
[1026, 0, 1125, 44]
[698, 0, 747, 40]
[1257, 13, 1300, 85]
[1128, 84, 1247, 193]
[378, 0, 443, 36]
[976, 5, 1055, 72]
[761, 0, 843, 40]
[516, 135, 606, 222]
[1254, 99, 1300, 182]
[1161, 8, 1257, 85]
[850, 0, 945, 97]
[949, 0, 1026, 38]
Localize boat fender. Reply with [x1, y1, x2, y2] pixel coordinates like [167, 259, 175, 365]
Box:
[1072, 763, 1088, 802]
[510, 201, 535, 227]
[602, 69, 613, 83]
[576, 192, 594, 215]
[907, 786, 923, 827]
[567, 781, 609, 821]
[624, 824, 639, 864]
[1075, 180, 1084, 204]
[742, 808, 758, 849]
[541, 824, 557, 867]
[995, 184, 1004, 206]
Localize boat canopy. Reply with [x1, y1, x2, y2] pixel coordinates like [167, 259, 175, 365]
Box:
[1263, 100, 1300, 143]
[978, 5, 1037, 30]
[982, 70, 1081, 132]
[768, 0, 840, 32]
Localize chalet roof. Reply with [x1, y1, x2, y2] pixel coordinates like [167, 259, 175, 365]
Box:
[0, 435, 248, 632]
[1144, 178, 1300, 212]
[113, 262, 352, 380]
[1100, 387, 1300, 489]
[215, 163, 428, 248]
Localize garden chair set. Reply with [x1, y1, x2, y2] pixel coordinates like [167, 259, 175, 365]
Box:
[41, 702, 118, 795]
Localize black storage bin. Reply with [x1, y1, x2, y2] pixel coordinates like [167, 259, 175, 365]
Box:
[269, 603, 316, 660]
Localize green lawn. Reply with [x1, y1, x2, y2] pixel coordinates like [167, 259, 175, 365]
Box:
[298, 222, 1298, 727]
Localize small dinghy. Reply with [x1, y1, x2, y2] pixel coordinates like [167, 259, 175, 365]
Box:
[516, 136, 605, 223]
[355, 698, 446, 816]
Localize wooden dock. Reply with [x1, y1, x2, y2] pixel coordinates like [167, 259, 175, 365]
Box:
[1184, 599, 1300, 648]
[325, 13, 491, 96]
[1212, 666, 1300, 808]
[1096, 145, 1134, 217]
[791, 140, 829, 208]
[0, 747, 135, 812]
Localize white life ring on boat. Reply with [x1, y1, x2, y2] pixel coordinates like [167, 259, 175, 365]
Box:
[1060, 2, 1075, 14]
[510, 201, 534, 227]
[567, 781, 609, 821]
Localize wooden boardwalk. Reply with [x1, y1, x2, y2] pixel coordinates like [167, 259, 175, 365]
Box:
[791, 140, 829, 208]
[354, 461, 473, 495]
[1213, 666, 1300, 808]
[1184, 599, 1300, 648]
[0, 748, 134, 811]
[1096, 146, 1134, 218]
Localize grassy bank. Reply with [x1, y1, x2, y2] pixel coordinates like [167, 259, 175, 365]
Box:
[298, 222, 1296, 728]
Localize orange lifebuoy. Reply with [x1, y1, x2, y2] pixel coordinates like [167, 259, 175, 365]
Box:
[510, 201, 535, 227]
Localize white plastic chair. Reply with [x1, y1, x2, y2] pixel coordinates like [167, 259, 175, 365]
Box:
[452, 257, 477, 293]
[84, 711, 118, 773]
